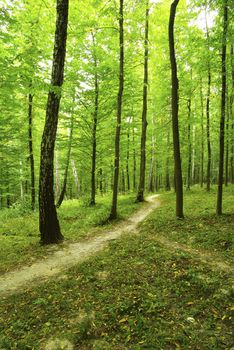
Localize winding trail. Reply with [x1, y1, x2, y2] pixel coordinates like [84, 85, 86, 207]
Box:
[0, 195, 160, 296]
[0, 194, 233, 297]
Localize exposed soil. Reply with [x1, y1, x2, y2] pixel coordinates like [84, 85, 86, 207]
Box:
[0, 194, 233, 297]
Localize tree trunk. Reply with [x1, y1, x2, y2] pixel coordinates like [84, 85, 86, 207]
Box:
[90, 32, 99, 205]
[56, 112, 74, 208]
[225, 90, 229, 186]
[109, 0, 124, 220]
[99, 167, 103, 195]
[126, 129, 130, 192]
[169, 0, 184, 218]
[217, 0, 228, 215]
[200, 79, 204, 187]
[230, 45, 234, 184]
[39, 0, 69, 244]
[187, 98, 192, 190]
[205, 9, 212, 192]
[132, 125, 137, 190]
[19, 160, 24, 199]
[165, 114, 171, 191]
[148, 113, 156, 193]
[28, 91, 35, 210]
[136, 0, 149, 202]
[192, 125, 196, 185]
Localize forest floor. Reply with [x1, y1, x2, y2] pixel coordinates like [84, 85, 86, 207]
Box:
[0, 194, 160, 296]
[0, 187, 233, 349]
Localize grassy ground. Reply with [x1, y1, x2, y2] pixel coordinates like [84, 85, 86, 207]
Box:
[141, 185, 234, 264]
[0, 194, 141, 274]
[0, 186, 233, 349]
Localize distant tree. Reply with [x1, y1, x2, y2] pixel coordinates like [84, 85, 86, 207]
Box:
[205, 7, 212, 192]
[168, 0, 184, 218]
[217, 0, 228, 215]
[28, 84, 35, 210]
[90, 31, 99, 206]
[136, 0, 149, 202]
[39, 0, 69, 244]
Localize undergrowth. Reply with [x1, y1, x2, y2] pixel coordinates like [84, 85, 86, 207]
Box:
[0, 194, 141, 274]
[0, 186, 233, 349]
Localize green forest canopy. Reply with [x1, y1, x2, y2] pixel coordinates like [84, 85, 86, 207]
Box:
[0, 0, 233, 237]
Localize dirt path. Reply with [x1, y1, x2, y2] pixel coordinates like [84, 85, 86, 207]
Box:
[0, 195, 160, 296]
[0, 195, 233, 297]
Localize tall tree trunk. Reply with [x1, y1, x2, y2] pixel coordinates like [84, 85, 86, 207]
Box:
[132, 125, 137, 190]
[225, 90, 229, 186]
[169, 0, 184, 218]
[28, 91, 35, 210]
[205, 9, 212, 192]
[217, 0, 228, 215]
[126, 129, 130, 192]
[148, 113, 156, 192]
[200, 79, 204, 187]
[230, 45, 234, 184]
[109, 0, 124, 220]
[192, 125, 196, 184]
[136, 0, 149, 202]
[99, 167, 103, 195]
[39, 0, 69, 244]
[19, 160, 24, 198]
[56, 113, 74, 208]
[90, 31, 99, 205]
[165, 114, 171, 191]
[187, 98, 192, 190]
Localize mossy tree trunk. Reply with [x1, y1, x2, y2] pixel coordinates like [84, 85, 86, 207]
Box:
[39, 0, 69, 244]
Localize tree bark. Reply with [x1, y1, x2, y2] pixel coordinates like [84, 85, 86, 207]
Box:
[109, 0, 124, 220]
[187, 98, 192, 190]
[169, 0, 184, 218]
[205, 9, 212, 192]
[56, 112, 74, 208]
[90, 32, 99, 205]
[132, 124, 137, 190]
[230, 45, 234, 184]
[217, 0, 228, 215]
[136, 0, 149, 202]
[148, 113, 156, 193]
[200, 78, 204, 187]
[126, 128, 130, 192]
[225, 90, 229, 186]
[39, 0, 69, 244]
[28, 91, 35, 210]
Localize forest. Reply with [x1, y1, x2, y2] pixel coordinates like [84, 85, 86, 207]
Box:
[0, 0, 233, 349]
